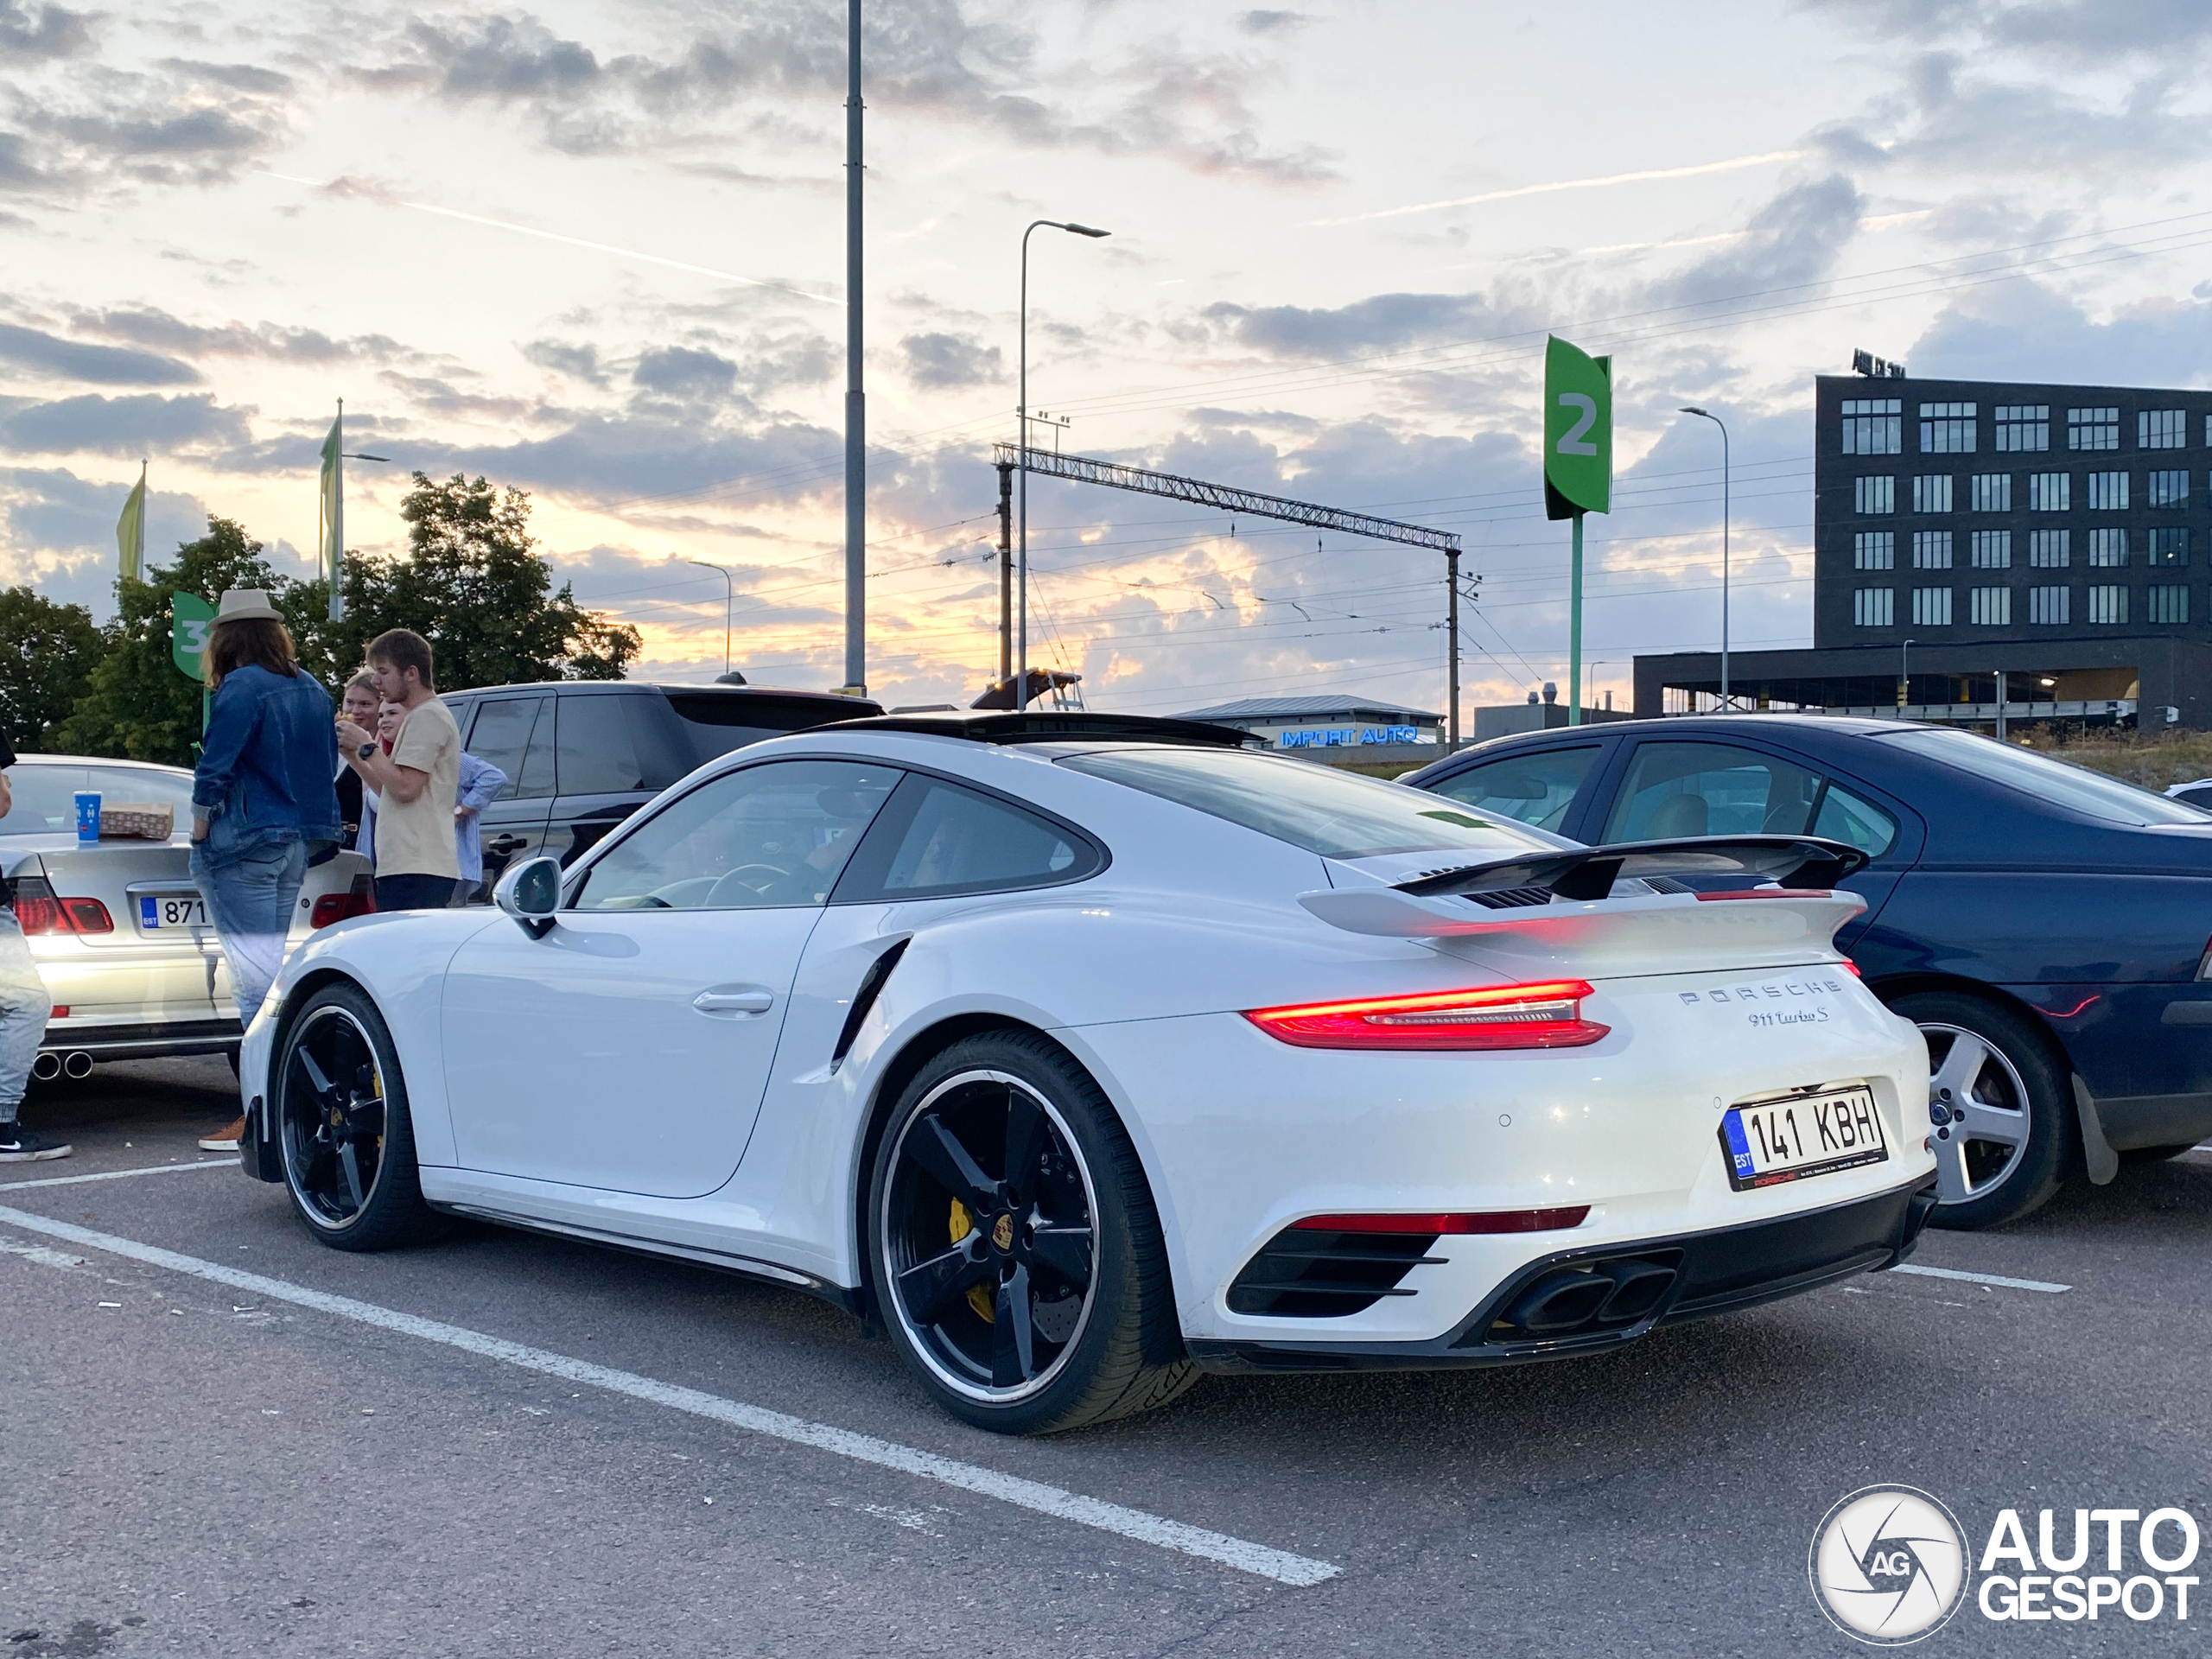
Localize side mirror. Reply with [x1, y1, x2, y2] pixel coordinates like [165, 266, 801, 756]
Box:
[494, 856, 563, 938]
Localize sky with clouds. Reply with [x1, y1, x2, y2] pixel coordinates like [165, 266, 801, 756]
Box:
[7, 0, 2212, 716]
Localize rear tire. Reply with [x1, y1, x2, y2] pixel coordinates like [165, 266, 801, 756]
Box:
[1890, 990, 2072, 1230]
[275, 983, 440, 1251]
[867, 1031, 1197, 1434]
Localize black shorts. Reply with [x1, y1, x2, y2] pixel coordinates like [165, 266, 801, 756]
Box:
[375, 873, 460, 912]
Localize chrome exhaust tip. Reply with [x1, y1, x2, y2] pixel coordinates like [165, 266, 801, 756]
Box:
[61, 1051, 92, 1080]
[30, 1052, 60, 1082]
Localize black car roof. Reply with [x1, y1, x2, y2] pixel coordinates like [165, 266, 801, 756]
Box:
[816, 710, 1260, 748]
[447, 681, 879, 711]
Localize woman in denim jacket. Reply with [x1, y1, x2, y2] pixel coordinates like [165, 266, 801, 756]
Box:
[188, 590, 340, 1150]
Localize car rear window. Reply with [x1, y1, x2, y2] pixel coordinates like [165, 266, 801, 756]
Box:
[1, 764, 195, 835]
[1058, 747, 1565, 859]
[664, 692, 874, 766]
[1883, 728, 2207, 826]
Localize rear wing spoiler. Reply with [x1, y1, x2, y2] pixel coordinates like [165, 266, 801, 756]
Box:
[1394, 835, 1868, 901]
[1301, 836, 1870, 943]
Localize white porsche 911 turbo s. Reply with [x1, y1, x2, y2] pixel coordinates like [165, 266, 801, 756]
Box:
[235, 711, 1936, 1433]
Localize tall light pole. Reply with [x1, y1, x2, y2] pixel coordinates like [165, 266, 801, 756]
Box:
[1900, 639, 1916, 715]
[688, 560, 733, 678]
[1018, 218, 1109, 709]
[842, 0, 866, 698]
[1679, 406, 1730, 711]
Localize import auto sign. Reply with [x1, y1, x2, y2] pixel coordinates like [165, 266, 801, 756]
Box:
[1542, 335, 1611, 520]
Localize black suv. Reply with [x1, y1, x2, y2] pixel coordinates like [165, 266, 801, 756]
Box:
[437, 682, 882, 893]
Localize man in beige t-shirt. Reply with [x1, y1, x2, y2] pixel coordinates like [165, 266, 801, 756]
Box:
[335, 627, 461, 912]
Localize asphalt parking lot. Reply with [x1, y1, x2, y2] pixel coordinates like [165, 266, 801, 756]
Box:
[3, 1058, 2208, 1657]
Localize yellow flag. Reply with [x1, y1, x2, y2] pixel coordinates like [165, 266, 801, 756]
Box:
[116, 462, 146, 582]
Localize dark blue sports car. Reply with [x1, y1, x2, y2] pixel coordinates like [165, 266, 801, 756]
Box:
[1403, 715, 2212, 1229]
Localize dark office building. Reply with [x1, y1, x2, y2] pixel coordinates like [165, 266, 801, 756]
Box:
[1634, 372, 2212, 728]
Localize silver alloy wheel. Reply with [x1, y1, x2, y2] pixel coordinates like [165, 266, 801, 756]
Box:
[879, 1068, 1101, 1406]
[1920, 1021, 2031, 1205]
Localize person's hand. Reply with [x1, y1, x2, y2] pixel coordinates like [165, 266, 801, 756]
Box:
[335, 719, 373, 753]
[192, 816, 210, 842]
[454, 806, 478, 823]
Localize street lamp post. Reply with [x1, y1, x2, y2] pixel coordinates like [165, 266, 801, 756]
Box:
[1899, 639, 1916, 715]
[688, 560, 734, 677]
[1018, 218, 1109, 709]
[1678, 406, 1730, 711]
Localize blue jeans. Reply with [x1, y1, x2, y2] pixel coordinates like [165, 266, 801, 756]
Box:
[191, 837, 306, 1025]
[0, 909, 51, 1122]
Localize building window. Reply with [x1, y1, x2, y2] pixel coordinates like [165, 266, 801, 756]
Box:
[2140, 409, 2188, 449]
[1853, 531, 1895, 570]
[2027, 529, 2069, 568]
[1911, 587, 1953, 626]
[2149, 526, 2190, 566]
[1911, 530, 1953, 569]
[1841, 398, 1902, 455]
[1911, 474, 1952, 513]
[2028, 586, 2070, 626]
[1920, 402, 1976, 454]
[2088, 584, 2129, 625]
[1969, 473, 2012, 512]
[2069, 407, 2120, 451]
[1994, 405, 2049, 452]
[2088, 527, 2129, 567]
[1968, 587, 2012, 626]
[1853, 587, 1894, 628]
[2149, 469, 2190, 507]
[2149, 583, 2190, 624]
[2028, 472, 2070, 511]
[1969, 530, 2012, 569]
[2087, 471, 2128, 511]
[1853, 475, 1894, 514]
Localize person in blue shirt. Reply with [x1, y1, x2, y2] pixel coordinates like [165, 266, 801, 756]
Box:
[188, 590, 340, 1153]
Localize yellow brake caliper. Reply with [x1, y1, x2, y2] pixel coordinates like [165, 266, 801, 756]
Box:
[949, 1198, 994, 1323]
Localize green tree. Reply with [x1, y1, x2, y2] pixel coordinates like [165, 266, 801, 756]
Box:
[295, 474, 640, 690]
[60, 518, 283, 766]
[0, 585, 105, 752]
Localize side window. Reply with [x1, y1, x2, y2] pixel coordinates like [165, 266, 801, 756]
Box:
[1427, 747, 1601, 833]
[569, 761, 900, 911]
[556, 695, 693, 796]
[467, 699, 552, 802]
[1602, 742, 1825, 842]
[1811, 782, 1899, 859]
[835, 776, 1103, 902]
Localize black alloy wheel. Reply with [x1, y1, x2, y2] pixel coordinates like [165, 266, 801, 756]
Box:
[276, 983, 439, 1250]
[869, 1032, 1196, 1433]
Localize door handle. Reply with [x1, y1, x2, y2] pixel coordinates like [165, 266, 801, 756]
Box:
[486, 835, 528, 855]
[693, 988, 774, 1015]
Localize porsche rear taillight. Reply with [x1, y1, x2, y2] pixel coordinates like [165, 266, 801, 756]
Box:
[10, 878, 111, 936]
[1243, 980, 1608, 1051]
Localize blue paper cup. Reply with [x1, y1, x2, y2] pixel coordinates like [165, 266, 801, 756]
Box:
[75, 791, 101, 842]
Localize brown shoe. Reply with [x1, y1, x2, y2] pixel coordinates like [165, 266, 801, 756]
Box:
[198, 1115, 247, 1153]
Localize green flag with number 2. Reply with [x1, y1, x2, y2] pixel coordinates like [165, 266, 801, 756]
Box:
[1543, 336, 1611, 520]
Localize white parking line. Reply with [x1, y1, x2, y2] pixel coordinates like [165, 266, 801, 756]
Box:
[1892, 1263, 2070, 1294]
[0, 1202, 1339, 1587]
[0, 1159, 230, 1191]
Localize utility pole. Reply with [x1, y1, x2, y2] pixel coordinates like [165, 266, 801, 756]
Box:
[841, 0, 866, 697]
[1995, 667, 2006, 741]
[1446, 548, 1461, 750]
[995, 459, 1014, 687]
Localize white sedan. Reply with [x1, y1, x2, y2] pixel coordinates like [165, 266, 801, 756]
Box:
[236, 712, 1936, 1433]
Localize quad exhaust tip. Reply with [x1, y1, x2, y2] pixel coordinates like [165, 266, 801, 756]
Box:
[1500, 1256, 1680, 1338]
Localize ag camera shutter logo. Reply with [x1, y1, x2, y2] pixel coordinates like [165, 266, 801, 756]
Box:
[1809, 1484, 1972, 1644]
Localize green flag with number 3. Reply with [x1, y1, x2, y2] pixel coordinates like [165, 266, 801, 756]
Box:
[171, 591, 215, 681]
[1543, 336, 1611, 519]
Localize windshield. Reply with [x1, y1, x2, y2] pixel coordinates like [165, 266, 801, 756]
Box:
[1059, 747, 1567, 859]
[2, 763, 194, 836]
[1883, 729, 2207, 826]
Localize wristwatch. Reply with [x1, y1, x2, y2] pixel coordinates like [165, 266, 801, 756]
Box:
[356, 741, 378, 760]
